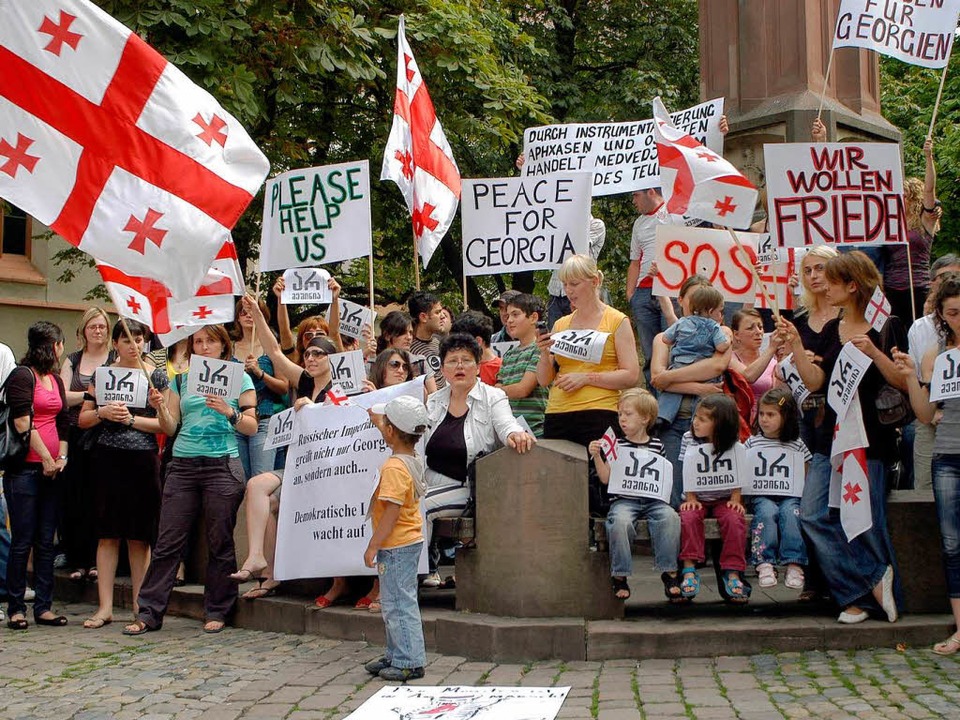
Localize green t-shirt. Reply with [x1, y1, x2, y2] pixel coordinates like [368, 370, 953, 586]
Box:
[171, 371, 255, 458]
[498, 342, 547, 437]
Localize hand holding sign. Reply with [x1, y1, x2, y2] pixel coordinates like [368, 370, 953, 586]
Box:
[187, 355, 246, 400]
[743, 447, 806, 497]
[930, 348, 960, 402]
[281, 268, 332, 305]
[607, 447, 674, 503]
[95, 366, 148, 408]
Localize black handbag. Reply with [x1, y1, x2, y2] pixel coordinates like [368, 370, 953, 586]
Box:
[0, 368, 34, 471]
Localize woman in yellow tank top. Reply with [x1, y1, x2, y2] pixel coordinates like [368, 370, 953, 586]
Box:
[536, 255, 640, 515]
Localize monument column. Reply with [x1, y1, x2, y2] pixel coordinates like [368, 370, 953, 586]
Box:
[699, 0, 900, 188]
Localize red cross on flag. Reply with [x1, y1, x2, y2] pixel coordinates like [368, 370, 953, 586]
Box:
[599, 426, 618, 462]
[830, 392, 872, 542]
[653, 97, 757, 231]
[324, 385, 351, 407]
[0, 0, 269, 298]
[381, 15, 461, 269]
[864, 286, 892, 333]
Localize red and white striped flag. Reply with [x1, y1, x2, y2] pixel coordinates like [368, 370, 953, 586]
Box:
[0, 0, 269, 298]
[653, 97, 757, 230]
[381, 15, 461, 269]
[830, 393, 872, 541]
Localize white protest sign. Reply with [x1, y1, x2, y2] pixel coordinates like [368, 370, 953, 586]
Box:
[521, 98, 725, 196]
[607, 446, 674, 503]
[344, 685, 571, 720]
[777, 354, 811, 405]
[186, 356, 246, 399]
[264, 407, 296, 452]
[755, 249, 798, 313]
[743, 447, 807, 498]
[754, 233, 779, 265]
[326, 298, 374, 341]
[834, 0, 960, 69]
[515, 414, 537, 441]
[827, 344, 873, 417]
[491, 341, 520, 358]
[930, 348, 960, 402]
[274, 377, 427, 581]
[765, 143, 907, 247]
[94, 366, 148, 408]
[653, 225, 760, 302]
[682, 443, 745, 494]
[329, 350, 367, 395]
[550, 329, 609, 364]
[461, 173, 592, 277]
[259, 160, 372, 271]
[281, 268, 332, 305]
[865, 286, 892, 333]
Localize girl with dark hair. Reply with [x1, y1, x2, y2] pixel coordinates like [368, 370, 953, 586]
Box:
[5, 321, 70, 630]
[272, 275, 344, 364]
[77, 320, 168, 629]
[747, 388, 811, 592]
[677, 394, 749, 603]
[365, 349, 415, 392]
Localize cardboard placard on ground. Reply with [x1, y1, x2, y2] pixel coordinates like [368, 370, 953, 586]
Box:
[327, 298, 375, 341]
[521, 98, 724, 196]
[260, 160, 372, 271]
[281, 268, 332, 305]
[186, 355, 246, 399]
[329, 350, 367, 395]
[930, 348, 960, 402]
[653, 225, 760, 303]
[461, 173, 592, 277]
[344, 685, 571, 720]
[607, 445, 674, 503]
[743, 447, 806, 498]
[682, 443, 746, 494]
[94, 366, 148, 408]
[764, 143, 907, 247]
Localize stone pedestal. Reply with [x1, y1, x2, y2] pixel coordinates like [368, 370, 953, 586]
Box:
[456, 440, 623, 620]
[888, 490, 950, 615]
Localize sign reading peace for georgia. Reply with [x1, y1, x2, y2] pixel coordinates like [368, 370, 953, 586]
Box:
[259, 161, 372, 272]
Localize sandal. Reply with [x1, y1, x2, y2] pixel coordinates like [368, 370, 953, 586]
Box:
[721, 570, 751, 604]
[757, 563, 777, 588]
[83, 616, 112, 629]
[367, 600, 381, 613]
[242, 582, 279, 600]
[122, 620, 155, 636]
[314, 594, 343, 609]
[6, 616, 28, 631]
[661, 572, 686, 603]
[36, 614, 68, 627]
[354, 596, 375, 610]
[69, 569, 87, 582]
[784, 565, 805, 590]
[203, 620, 225, 634]
[611, 576, 631, 600]
[229, 568, 266, 584]
[87, 568, 98, 582]
[933, 634, 960, 656]
[680, 568, 700, 599]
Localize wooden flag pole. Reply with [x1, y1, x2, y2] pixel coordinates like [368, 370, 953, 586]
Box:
[927, 63, 950, 139]
[725, 227, 779, 320]
[368, 253, 376, 313]
[119, 315, 170, 429]
[462, 272, 468, 311]
[250, 269, 262, 350]
[412, 227, 421, 290]
[905, 246, 918, 323]
[817, 44, 837, 122]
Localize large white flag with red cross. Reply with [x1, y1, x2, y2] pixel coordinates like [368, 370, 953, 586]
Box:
[381, 15, 461, 269]
[0, 0, 269, 299]
[653, 97, 756, 231]
[829, 392, 872, 542]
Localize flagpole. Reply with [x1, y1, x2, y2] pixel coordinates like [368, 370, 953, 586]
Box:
[462, 272, 468, 311]
[250, 269, 262, 350]
[118, 315, 171, 426]
[368, 253, 375, 313]
[906, 248, 918, 323]
[927, 63, 950, 139]
[412, 226, 421, 290]
[725, 227, 779, 320]
[817, 44, 836, 122]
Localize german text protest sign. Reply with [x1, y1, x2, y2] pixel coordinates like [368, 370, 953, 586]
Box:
[653, 225, 760, 302]
[765, 143, 907, 247]
[281, 268, 332, 304]
[345, 685, 571, 720]
[834, 0, 960, 69]
[930, 348, 960, 402]
[329, 350, 367, 395]
[94, 367, 148, 408]
[827, 344, 873, 417]
[550, 329, 609, 364]
[273, 377, 426, 581]
[521, 98, 725, 196]
[682, 443, 746, 494]
[461, 174, 592, 276]
[326, 299, 374, 341]
[743, 447, 806, 497]
[264, 407, 296, 452]
[260, 161, 372, 271]
[186, 356, 246, 399]
[607, 445, 674, 503]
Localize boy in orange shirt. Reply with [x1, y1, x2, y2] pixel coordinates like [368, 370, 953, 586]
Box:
[364, 395, 429, 681]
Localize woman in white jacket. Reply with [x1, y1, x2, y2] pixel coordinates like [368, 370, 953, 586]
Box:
[421, 333, 534, 586]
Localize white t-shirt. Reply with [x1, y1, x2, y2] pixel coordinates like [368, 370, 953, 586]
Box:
[0, 342, 15, 387]
[629, 203, 684, 281]
[908, 314, 938, 380]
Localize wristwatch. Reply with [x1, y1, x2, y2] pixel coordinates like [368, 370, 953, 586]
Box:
[57, 454, 68, 463]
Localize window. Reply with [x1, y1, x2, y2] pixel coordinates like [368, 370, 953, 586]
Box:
[1, 202, 29, 256]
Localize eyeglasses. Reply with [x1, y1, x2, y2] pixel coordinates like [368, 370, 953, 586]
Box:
[443, 358, 477, 368]
[303, 349, 328, 359]
[387, 360, 408, 370]
[301, 330, 325, 342]
[87, 324, 108, 332]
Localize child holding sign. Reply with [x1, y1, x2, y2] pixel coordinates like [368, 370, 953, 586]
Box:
[746, 388, 811, 591]
[589, 389, 681, 602]
[364, 396, 430, 682]
[678, 395, 749, 603]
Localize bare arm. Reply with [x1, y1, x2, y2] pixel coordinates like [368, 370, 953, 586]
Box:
[778, 318, 825, 392]
[59, 357, 84, 408]
[244, 294, 305, 387]
[729, 343, 780, 384]
[588, 440, 611, 485]
[921, 137, 939, 237]
[626, 260, 640, 302]
[894, 348, 937, 424]
[651, 333, 732, 391]
[364, 502, 402, 567]
[498, 370, 539, 400]
[326, 276, 344, 352]
[273, 277, 295, 353]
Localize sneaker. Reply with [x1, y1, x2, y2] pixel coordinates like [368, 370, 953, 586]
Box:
[24, 587, 35, 602]
[420, 572, 442, 589]
[364, 656, 391, 675]
[379, 666, 425, 682]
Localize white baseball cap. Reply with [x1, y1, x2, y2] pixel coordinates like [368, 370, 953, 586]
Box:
[370, 395, 428, 434]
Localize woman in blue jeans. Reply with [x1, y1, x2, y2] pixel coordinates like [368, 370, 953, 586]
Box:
[778, 251, 905, 624]
[896, 272, 960, 652]
[4, 321, 70, 630]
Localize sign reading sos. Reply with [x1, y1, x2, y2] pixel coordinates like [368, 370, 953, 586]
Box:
[653, 225, 763, 302]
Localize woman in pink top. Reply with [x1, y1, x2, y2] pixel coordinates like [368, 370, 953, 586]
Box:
[729, 309, 781, 423]
[4, 321, 70, 631]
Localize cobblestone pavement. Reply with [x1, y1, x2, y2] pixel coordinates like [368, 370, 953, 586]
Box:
[2, 602, 960, 720]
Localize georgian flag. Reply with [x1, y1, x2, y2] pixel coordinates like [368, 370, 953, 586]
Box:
[0, 0, 269, 298]
[381, 15, 461, 269]
[599, 426, 618, 462]
[653, 97, 757, 230]
[865, 286, 892, 332]
[829, 392, 873, 542]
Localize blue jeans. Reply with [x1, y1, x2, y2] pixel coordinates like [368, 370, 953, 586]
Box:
[4, 465, 58, 618]
[236, 419, 277, 480]
[801, 453, 896, 608]
[750, 496, 807, 566]
[0, 484, 10, 599]
[630, 286, 668, 388]
[378, 542, 426, 669]
[606, 498, 679, 575]
[658, 412, 692, 509]
[933, 454, 960, 598]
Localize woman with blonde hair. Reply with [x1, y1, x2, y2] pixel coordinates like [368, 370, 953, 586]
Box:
[537, 254, 640, 515]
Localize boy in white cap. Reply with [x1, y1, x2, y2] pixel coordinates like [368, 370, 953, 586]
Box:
[363, 395, 429, 681]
